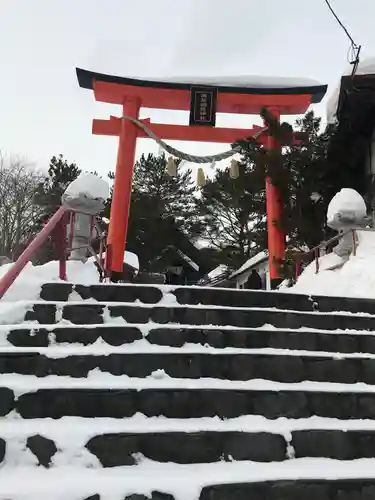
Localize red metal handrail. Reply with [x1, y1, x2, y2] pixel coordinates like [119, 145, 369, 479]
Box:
[0, 206, 67, 299]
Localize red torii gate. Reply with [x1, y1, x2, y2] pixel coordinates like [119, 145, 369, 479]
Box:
[76, 68, 327, 287]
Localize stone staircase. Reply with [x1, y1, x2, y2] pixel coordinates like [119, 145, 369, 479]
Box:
[2, 284, 375, 499]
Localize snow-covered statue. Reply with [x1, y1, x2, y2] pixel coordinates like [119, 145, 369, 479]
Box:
[62, 173, 110, 262]
[327, 188, 368, 258]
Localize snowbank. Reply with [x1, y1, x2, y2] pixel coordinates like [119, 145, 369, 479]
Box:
[0, 260, 100, 302]
[88, 251, 139, 271]
[290, 230, 375, 298]
[124, 251, 139, 271]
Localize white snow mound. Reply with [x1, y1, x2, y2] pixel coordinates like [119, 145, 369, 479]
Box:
[0, 260, 100, 302]
[64, 172, 110, 201]
[290, 230, 375, 298]
[327, 188, 366, 226]
[88, 251, 139, 271]
[124, 251, 139, 271]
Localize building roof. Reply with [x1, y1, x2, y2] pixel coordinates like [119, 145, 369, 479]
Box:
[327, 72, 375, 197]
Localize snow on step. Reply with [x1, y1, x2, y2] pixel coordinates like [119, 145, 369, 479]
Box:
[8, 298, 375, 316]
[6, 372, 375, 394]
[3, 344, 375, 359]
[5, 414, 375, 439]
[7, 322, 375, 334]
[2, 459, 375, 500]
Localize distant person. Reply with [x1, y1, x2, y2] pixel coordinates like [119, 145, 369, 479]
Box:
[245, 269, 263, 290]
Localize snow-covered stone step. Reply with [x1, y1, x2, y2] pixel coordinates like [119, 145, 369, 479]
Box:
[1, 429, 288, 467]
[40, 282, 375, 315]
[1, 462, 375, 500]
[3, 382, 375, 419]
[4, 323, 375, 355]
[202, 478, 375, 500]
[5, 427, 375, 467]
[5, 414, 375, 437]
[5, 344, 375, 359]
[5, 416, 375, 466]
[9, 373, 375, 393]
[14, 301, 375, 331]
[2, 350, 375, 384]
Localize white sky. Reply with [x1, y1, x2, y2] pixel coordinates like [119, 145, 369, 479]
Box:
[0, 0, 374, 176]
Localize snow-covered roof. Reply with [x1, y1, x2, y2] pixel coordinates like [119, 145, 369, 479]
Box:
[192, 238, 213, 250]
[207, 264, 229, 280]
[230, 251, 268, 279]
[176, 250, 199, 271]
[326, 57, 375, 124]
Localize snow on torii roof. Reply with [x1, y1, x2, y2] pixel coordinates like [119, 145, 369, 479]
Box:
[76, 68, 327, 111]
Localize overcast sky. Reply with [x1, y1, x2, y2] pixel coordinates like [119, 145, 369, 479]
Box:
[0, 0, 374, 176]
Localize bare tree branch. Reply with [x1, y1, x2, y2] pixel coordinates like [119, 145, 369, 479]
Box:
[0, 153, 45, 257]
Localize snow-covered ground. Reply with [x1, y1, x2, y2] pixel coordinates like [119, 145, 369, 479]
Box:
[0, 260, 100, 302]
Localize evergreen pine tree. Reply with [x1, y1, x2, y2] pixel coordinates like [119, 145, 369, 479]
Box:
[197, 146, 267, 269]
[34, 154, 81, 263]
[262, 111, 338, 250]
[35, 154, 81, 224]
[198, 110, 355, 273]
[105, 153, 203, 271]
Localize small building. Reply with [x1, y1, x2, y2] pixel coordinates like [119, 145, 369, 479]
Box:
[229, 251, 270, 290]
[200, 251, 270, 290]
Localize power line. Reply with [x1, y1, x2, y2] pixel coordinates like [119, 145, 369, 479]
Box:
[323, 0, 357, 48]
[323, 0, 361, 76]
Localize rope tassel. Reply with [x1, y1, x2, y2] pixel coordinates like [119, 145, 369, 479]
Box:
[166, 157, 177, 177]
[196, 167, 206, 187]
[229, 159, 240, 179]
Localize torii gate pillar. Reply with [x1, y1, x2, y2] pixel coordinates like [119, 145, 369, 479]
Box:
[76, 68, 327, 286]
[265, 109, 285, 287]
[107, 97, 141, 273]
